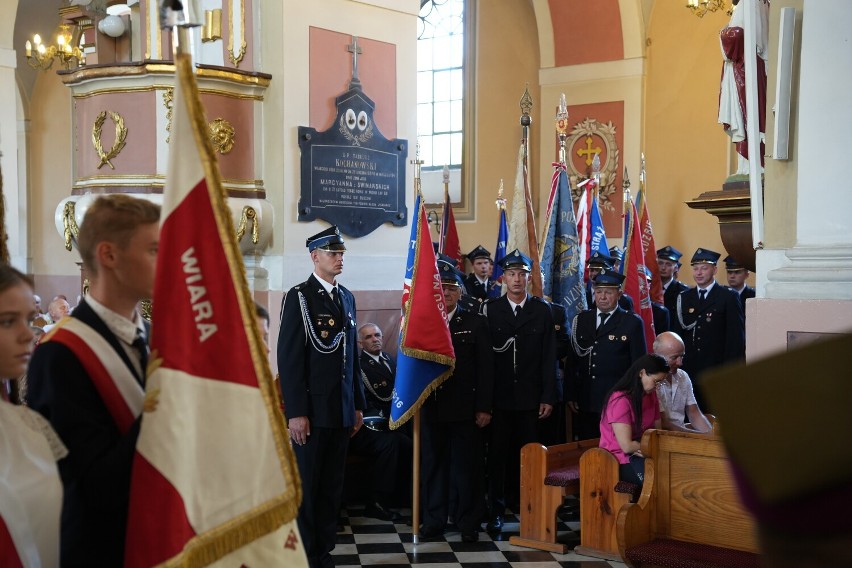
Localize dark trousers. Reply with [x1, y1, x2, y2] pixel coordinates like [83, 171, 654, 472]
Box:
[576, 410, 602, 441]
[421, 418, 484, 532]
[348, 426, 412, 504]
[293, 426, 349, 568]
[619, 455, 646, 487]
[487, 408, 539, 515]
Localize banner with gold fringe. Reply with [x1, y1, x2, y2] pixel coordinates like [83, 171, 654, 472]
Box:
[124, 52, 306, 567]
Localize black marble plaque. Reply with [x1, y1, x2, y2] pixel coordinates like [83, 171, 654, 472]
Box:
[298, 86, 408, 237]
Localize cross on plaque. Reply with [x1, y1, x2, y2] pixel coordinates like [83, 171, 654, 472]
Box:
[577, 136, 602, 166]
[347, 36, 363, 87]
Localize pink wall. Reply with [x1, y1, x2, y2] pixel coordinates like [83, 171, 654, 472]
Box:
[199, 94, 256, 181]
[549, 0, 624, 66]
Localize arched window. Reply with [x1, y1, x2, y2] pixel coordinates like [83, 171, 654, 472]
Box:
[417, 0, 475, 211]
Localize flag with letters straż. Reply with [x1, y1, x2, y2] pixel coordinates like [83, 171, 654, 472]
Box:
[390, 189, 455, 428]
[124, 52, 306, 567]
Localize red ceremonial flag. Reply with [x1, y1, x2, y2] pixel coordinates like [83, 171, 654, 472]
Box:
[124, 53, 306, 567]
[636, 184, 663, 304]
[439, 185, 463, 269]
[575, 181, 593, 282]
[622, 197, 656, 352]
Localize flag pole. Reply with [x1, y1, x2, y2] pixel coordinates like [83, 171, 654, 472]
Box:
[519, 85, 543, 297]
[410, 144, 424, 545]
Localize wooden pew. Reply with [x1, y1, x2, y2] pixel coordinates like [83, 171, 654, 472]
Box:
[509, 438, 599, 553]
[616, 429, 761, 568]
[574, 448, 639, 561]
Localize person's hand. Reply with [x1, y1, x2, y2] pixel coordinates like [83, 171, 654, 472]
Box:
[538, 403, 553, 419]
[475, 411, 491, 428]
[289, 416, 310, 446]
[567, 401, 579, 413]
[351, 410, 363, 437]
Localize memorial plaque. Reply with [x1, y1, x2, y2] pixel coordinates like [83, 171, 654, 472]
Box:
[298, 48, 407, 237]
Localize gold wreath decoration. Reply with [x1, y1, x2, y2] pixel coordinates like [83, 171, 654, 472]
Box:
[566, 117, 620, 210]
[62, 201, 80, 251]
[236, 206, 259, 244]
[208, 118, 236, 154]
[92, 111, 128, 170]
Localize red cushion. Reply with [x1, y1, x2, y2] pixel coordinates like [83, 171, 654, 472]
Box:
[543, 466, 580, 487]
[626, 539, 760, 568]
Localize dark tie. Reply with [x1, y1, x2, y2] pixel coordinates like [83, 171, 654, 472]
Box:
[132, 330, 149, 384]
[514, 305, 521, 317]
[698, 289, 707, 303]
[331, 287, 342, 311]
[381, 355, 393, 373]
[598, 312, 610, 329]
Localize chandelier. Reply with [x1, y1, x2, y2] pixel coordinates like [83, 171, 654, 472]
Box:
[24, 24, 85, 71]
[685, 0, 732, 18]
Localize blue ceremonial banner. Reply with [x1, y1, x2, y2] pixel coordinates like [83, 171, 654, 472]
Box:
[541, 164, 587, 322]
[490, 206, 509, 298]
[589, 192, 609, 258]
[390, 191, 455, 428]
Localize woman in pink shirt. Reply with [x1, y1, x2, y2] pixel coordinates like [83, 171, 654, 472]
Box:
[599, 354, 669, 486]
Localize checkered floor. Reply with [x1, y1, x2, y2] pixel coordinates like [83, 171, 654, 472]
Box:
[334, 503, 627, 567]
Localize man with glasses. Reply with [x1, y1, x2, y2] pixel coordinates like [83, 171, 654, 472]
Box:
[278, 225, 365, 568]
[652, 331, 713, 433]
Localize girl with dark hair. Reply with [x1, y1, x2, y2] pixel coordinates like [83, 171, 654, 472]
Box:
[0, 265, 65, 567]
[599, 353, 669, 486]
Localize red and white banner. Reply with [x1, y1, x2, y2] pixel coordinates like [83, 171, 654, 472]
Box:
[124, 53, 305, 568]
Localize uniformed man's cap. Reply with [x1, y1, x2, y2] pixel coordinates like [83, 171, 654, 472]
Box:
[594, 268, 626, 288]
[467, 245, 492, 261]
[306, 226, 346, 252]
[691, 248, 721, 265]
[498, 249, 532, 272]
[437, 257, 465, 287]
[656, 245, 683, 263]
[609, 246, 624, 261]
[724, 255, 747, 271]
[586, 251, 615, 269]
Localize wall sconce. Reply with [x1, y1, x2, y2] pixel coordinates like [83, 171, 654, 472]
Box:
[426, 209, 441, 229]
[685, 0, 731, 18]
[24, 23, 85, 70]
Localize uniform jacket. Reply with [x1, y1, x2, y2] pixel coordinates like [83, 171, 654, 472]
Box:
[567, 306, 647, 413]
[464, 273, 498, 301]
[485, 294, 557, 411]
[359, 350, 395, 417]
[27, 300, 142, 566]
[652, 301, 670, 334]
[425, 306, 494, 422]
[278, 274, 366, 428]
[663, 279, 690, 314]
[734, 285, 756, 317]
[672, 282, 745, 380]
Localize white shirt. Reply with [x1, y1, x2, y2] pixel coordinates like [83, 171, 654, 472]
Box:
[85, 295, 147, 378]
[507, 297, 527, 313]
[696, 281, 717, 296]
[657, 369, 698, 428]
[313, 272, 337, 295]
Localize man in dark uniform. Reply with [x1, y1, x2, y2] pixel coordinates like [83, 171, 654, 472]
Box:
[585, 251, 634, 312]
[609, 245, 624, 272]
[278, 226, 365, 568]
[464, 245, 498, 301]
[567, 269, 646, 440]
[671, 248, 745, 411]
[483, 249, 557, 535]
[723, 255, 755, 318]
[420, 260, 494, 543]
[348, 323, 411, 522]
[657, 245, 690, 315]
[440, 253, 482, 313]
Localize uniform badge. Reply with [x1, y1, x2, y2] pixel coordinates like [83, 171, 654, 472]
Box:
[328, 318, 335, 327]
[609, 335, 616, 340]
[321, 331, 329, 338]
[689, 308, 695, 313]
[622, 335, 627, 341]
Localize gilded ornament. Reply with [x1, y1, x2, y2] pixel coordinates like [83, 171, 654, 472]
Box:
[566, 118, 620, 210]
[209, 117, 236, 154]
[163, 88, 174, 143]
[235, 205, 259, 244]
[92, 110, 128, 169]
[62, 201, 80, 251]
[227, 0, 247, 67]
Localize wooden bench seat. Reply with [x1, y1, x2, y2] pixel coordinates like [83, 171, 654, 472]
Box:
[509, 438, 599, 553]
[616, 430, 760, 568]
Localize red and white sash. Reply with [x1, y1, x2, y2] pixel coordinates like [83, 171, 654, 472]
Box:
[44, 318, 144, 433]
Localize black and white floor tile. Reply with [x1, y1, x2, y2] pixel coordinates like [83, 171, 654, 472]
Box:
[334, 505, 626, 567]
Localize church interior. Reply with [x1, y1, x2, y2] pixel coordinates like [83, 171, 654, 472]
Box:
[3, 0, 851, 564]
